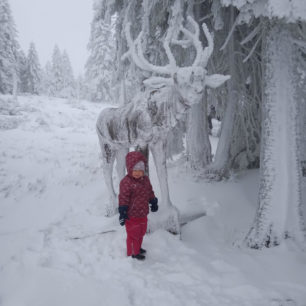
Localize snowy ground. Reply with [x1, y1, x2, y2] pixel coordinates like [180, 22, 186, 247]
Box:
[0, 95, 306, 306]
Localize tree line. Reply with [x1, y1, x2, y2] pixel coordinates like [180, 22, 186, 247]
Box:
[0, 0, 116, 102]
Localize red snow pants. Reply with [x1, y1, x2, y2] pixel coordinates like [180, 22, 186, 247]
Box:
[125, 217, 147, 256]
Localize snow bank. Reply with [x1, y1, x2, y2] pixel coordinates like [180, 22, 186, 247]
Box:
[0, 95, 305, 306]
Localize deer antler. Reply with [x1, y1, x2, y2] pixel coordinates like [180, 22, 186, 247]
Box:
[122, 16, 214, 75]
[201, 23, 214, 67]
[122, 22, 175, 75]
[179, 16, 213, 67]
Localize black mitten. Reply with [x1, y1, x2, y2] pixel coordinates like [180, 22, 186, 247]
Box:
[149, 197, 158, 212]
[118, 205, 129, 226]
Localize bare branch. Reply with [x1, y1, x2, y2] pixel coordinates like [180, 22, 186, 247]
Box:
[243, 32, 262, 63]
[292, 38, 306, 52]
[199, 13, 213, 22]
[240, 24, 261, 45]
[220, 14, 239, 51]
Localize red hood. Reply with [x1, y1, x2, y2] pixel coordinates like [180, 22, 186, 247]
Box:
[126, 151, 147, 176]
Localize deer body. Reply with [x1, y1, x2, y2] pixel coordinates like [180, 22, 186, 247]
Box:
[97, 85, 187, 147]
[96, 15, 230, 233]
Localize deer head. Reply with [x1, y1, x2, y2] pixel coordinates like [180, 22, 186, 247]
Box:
[122, 15, 230, 105]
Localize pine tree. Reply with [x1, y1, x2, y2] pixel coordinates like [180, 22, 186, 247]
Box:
[60, 50, 75, 98]
[51, 45, 64, 97]
[17, 49, 28, 93]
[49, 46, 75, 98]
[25, 42, 41, 95]
[75, 74, 88, 100]
[0, 0, 19, 94]
[218, 0, 306, 248]
[85, 4, 116, 103]
[41, 61, 54, 96]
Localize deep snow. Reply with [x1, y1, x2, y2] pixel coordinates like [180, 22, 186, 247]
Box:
[0, 95, 306, 306]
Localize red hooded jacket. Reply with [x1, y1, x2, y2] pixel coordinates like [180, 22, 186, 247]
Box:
[118, 151, 155, 218]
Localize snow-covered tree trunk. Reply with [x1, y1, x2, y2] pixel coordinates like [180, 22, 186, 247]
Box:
[12, 69, 18, 101]
[26, 42, 41, 95]
[245, 20, 305, 248]
[186, 93, 212, 170]
[185, 1, 212, 171]
[208, 7, 238, 178]
[0, 0, 19, 94]
[296, 22, 306, 226]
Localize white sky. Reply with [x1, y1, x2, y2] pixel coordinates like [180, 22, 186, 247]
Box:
[10, 0, 93, 76]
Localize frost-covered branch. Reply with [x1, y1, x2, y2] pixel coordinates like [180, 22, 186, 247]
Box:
[292, 38, 306, 52]
[199, 13, 213, 22]
[243, 32, 262, 63]
[220, 14, 239, 51]
[240, 24, 261, 45]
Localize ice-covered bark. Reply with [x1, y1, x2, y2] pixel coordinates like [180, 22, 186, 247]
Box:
[295, 22, 306, 225]
[185, 2, 212, 172]
[186, 94, 212, 170]
[206, 7, 238, 178]
[205, 6, 262, 178]
[0, 0, 19, 94]
[245, 21, 305, 248]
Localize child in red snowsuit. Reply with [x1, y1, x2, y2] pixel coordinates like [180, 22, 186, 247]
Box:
[118, 151, 158, 260]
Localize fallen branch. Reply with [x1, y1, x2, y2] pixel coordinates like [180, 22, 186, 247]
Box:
[68, 211, 206, 240]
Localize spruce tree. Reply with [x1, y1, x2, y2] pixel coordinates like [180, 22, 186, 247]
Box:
[51, 45, 63, 97]
[49, 46, 75, 98]
[25, 42, 41, 95]
[41, 61, 54, 96]
[17, 49, 28, 93]
[85, 5, 116, 103]
[61, 50, 75, 98]
[0, 0, 19, 94]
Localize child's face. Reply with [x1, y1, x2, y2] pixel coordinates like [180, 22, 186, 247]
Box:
[132, 170, 144, 179]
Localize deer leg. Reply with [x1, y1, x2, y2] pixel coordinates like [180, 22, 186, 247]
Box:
[150, 140, 180, 234]
[150, 140, 171, 208]
[115, 147, 128, 181]
[136, 144, 149, 175]
[101, 143, 117, 217]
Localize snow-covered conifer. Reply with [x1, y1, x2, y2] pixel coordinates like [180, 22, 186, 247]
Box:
[85, 4, 116, 103]
[41, 61, 54, 96]
[25, 42, 41, 95]
[220, 0, 306, 248]
[17, 49, 28, 93]
[51, 45, 64, 97]
[0, 0, 19, 94]
[75, 74, 88, 100]
[60, 50, 75, 98]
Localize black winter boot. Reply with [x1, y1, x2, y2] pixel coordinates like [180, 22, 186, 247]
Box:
[132, 254, 145, 260]
[140, 248, 146, 254]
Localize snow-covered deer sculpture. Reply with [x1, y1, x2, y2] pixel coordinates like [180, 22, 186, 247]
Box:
[96, 16, 229, 233]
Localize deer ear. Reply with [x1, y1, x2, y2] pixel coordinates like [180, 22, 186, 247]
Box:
[206, 74, 231, 88]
